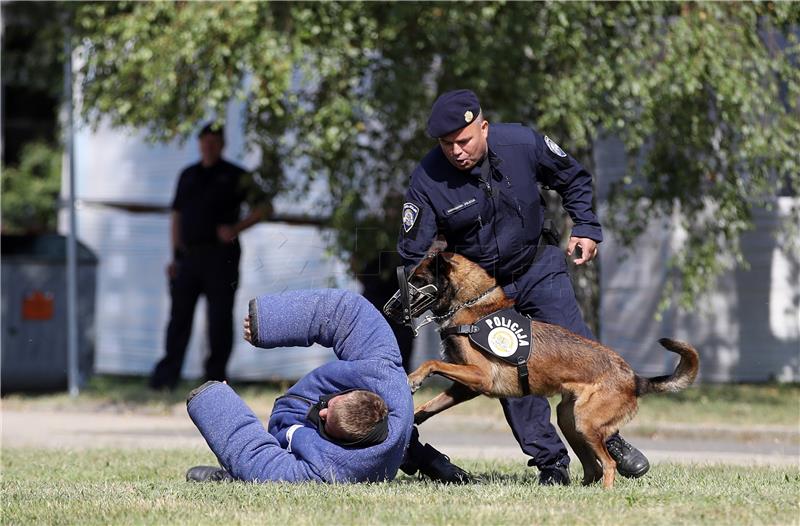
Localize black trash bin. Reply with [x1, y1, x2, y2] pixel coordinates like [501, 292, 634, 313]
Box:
[1, 234, 97, 393]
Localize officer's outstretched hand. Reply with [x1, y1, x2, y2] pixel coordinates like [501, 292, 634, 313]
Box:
[166, 261, 178, 280]
[567, 237, 598, 265]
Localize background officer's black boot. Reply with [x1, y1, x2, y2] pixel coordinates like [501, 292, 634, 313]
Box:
[400, 427, 476, 484]
[186, 465, 233, 482]
[533, 456, 571, 486]
[606, 433, 650, 478]
[148, 361, 179, 391]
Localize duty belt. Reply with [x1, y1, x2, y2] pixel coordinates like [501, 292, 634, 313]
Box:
[180, 240, 239, 257]
[506, 220, 561, 285]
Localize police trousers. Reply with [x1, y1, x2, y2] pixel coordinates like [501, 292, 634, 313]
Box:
[500, 244, 594, 468]
[151, 243, 240, 388]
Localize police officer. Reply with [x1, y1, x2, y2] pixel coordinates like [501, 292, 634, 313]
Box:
[397, 90, 649, 484]
[149, 123, 264, 390]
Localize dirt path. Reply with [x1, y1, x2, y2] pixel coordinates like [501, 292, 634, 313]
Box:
[3, 408, 798, 467]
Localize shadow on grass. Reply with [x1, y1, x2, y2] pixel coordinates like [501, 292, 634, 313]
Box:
[393, 470, 541, 486]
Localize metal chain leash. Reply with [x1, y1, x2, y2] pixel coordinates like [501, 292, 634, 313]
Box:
[410, 285, 499, 336]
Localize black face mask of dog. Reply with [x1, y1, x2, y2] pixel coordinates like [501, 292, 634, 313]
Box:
[277, 389, 389, 448]
[383, 265, 439, 333]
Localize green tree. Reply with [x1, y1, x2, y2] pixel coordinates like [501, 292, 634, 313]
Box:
[74, 1, 800, 323]
[2, 2, 74, 235]
[1, 142, 63, 233]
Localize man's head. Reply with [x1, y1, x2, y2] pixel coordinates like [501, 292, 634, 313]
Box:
[198, 123, 225, 167]
[427, 89, 489, 171]
[318, 389, 389, 443]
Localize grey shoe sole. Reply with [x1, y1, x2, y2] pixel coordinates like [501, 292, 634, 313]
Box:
[186, 380, 222, 406]
[186, 465, 233, 482]
[248, 298, 259, 344]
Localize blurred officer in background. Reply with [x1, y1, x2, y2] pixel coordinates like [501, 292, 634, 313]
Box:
[396, 89, 649, 485]
[149, 123, 264, 390]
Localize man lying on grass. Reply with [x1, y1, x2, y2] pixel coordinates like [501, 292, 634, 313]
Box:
[186, 289, 417, 483]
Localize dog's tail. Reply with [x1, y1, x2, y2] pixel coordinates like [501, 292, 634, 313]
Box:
[635, 338, 699, 396]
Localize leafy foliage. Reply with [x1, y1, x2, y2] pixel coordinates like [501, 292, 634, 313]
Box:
[72, 2, 800, 310]
[1, 142, 62, 233]
[1, 1, 67, 97]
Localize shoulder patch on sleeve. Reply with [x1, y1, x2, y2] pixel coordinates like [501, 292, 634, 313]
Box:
[402, 202, 420, 234]
[544, 135, 567, 158]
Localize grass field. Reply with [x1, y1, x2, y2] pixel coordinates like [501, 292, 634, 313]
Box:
[3, 380, 799, 525]
[3, 448, 798, 526]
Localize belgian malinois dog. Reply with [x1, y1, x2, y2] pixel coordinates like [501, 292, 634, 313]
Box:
[400, 252, 699, 488]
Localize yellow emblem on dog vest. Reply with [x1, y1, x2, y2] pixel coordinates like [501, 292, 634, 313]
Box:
[469, 308, 532, 366]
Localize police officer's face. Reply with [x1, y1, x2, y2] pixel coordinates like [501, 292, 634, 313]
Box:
[438, 118, 489, 171]
[199, 133, 224, 166]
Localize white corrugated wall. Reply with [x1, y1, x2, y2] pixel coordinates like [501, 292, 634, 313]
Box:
[595, 136, 799, 382]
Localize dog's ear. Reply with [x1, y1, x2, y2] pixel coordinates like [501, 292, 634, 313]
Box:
[425, 238, 448, 257]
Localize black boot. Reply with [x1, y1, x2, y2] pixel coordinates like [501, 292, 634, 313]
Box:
[148, 367, 177, 391]
[606, 433, 650, 478]
[400, 427, 477, 484]
[532, 456, 571, 486]
[186, 465, 233, 482]
[149, 358, 181, 391]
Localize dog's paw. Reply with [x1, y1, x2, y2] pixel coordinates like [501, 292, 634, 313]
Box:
[407, 374, 425, 393]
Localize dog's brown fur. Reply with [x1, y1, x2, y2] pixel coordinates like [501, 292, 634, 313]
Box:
[406, 252, 700, 488]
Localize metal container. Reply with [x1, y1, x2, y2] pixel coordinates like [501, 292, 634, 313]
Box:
[1, 234, 97, 392]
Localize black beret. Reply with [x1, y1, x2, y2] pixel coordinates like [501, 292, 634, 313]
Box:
[426, 89, 481, 138]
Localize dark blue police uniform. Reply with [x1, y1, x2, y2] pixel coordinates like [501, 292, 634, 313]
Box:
[150, 159, 247, 389]
[398, 114, 601, 471]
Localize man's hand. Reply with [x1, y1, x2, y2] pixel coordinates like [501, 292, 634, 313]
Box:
[567, 236, 598, 265]
[166, 261, 178, 280]
[217, 225, 238, 243]
[243, 315, 253, 343]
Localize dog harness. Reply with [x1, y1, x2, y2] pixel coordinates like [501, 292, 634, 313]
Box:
[440, 307, 533, 395]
